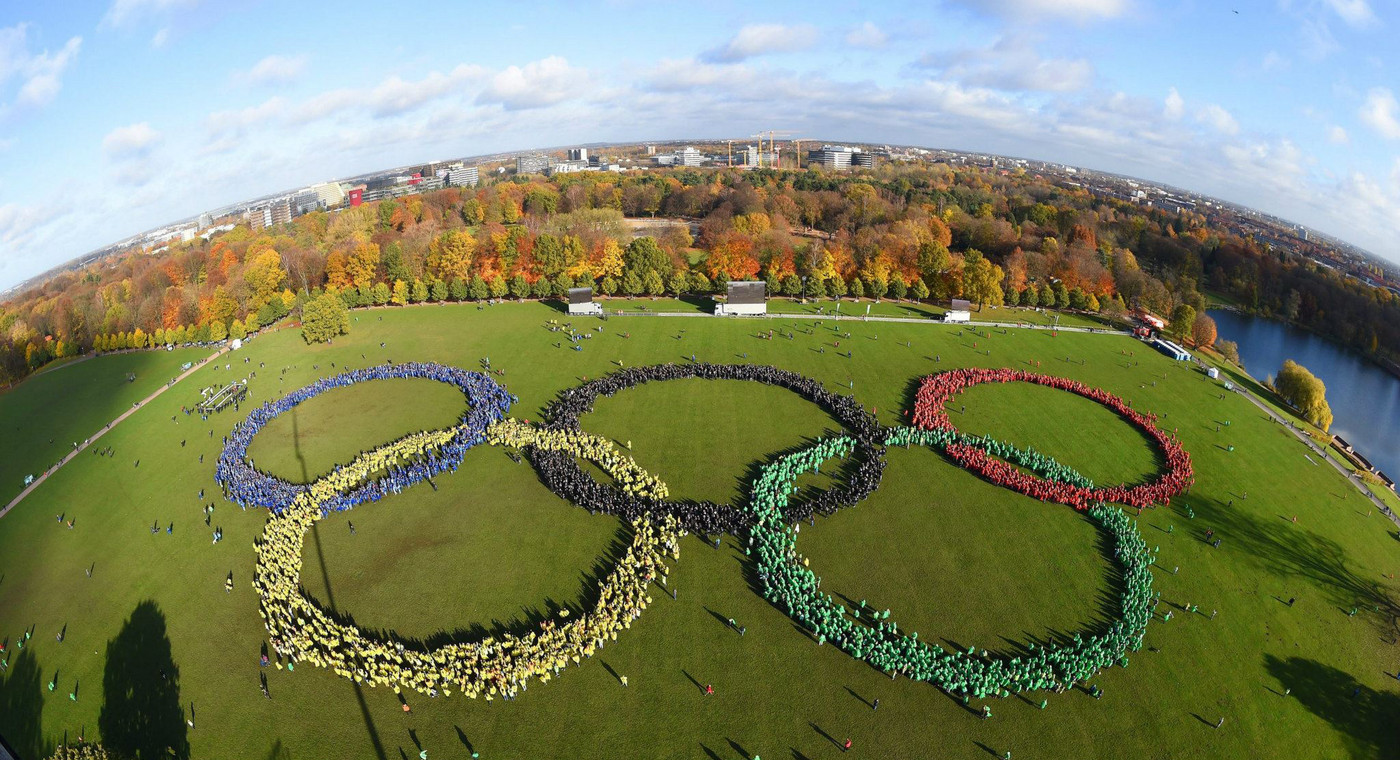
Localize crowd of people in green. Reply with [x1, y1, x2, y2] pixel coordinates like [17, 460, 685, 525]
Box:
[748, 431, 1157, 702]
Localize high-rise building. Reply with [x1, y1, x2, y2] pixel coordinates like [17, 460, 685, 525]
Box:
[197, 212, 213, 229]
[447, 166, 479, 187]
[516, 154, 554, 174]
[853, 151, 875, 168]
[675, 146, 703, 166]
[310, 182, 346, 208]
[269, 200, 292, 226]
[810, 146, 858, 169]
[566, 148, 588, 161]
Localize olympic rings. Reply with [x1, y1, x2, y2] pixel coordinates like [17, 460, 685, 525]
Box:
[253, 421, 681, 699]
[749, 432, 1155, 697]
[217, 362, 513, 513]
[911, 368, 1193, 509]
[533, 362, 887, 535]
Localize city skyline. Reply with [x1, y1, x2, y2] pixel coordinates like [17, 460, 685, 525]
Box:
[2, 0, 1399, 290]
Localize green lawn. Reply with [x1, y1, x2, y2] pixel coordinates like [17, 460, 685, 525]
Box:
[0, 347, 213, 506]
[0, 302, 1396, 760]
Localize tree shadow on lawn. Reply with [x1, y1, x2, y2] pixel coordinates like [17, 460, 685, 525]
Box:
[1262, 655, 1400, 759]
[98, 600, 189, 760]
[304, 522, 633, 651]
[1192, 496, 1400, 641]
[0, 646, 51, 760]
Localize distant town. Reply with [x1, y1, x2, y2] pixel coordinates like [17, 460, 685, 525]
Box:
[6, 139, 1396, 302]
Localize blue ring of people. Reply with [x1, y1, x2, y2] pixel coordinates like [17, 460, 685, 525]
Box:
[216, 362, 514, 514]
[749, 431, 1156, 699]
[533, 362, 889, 536]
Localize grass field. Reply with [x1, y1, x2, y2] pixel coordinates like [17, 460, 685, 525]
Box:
[0, 301, 1397, 760]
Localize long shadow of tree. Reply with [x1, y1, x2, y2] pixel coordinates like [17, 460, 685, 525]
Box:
[98, 600, 189, 760]
[0, 647, 51, 760]
[1193, 496, 1400, 640]
[1262, 655, 1400, 759]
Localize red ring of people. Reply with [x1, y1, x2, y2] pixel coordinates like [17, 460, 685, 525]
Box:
[910, 368, 1193, 509]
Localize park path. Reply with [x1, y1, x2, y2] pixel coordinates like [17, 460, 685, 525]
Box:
[1228, 383, 1399, 528]
[611, 309, 1127, 334]
[0, 346, 228, 521]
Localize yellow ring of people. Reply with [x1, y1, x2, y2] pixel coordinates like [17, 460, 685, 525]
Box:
[252, 420, 680, 700]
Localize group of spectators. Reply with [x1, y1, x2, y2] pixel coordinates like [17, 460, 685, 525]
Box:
[534, 362, 888, 535]
[216, 362, 513, 513]
[252, 426, 682, 700]
[748, 433, 1156, 702]
[910, 367, 1193, 509]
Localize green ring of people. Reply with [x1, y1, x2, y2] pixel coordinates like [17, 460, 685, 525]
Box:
[748, 431, 1154, 700]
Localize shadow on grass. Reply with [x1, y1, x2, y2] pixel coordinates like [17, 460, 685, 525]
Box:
[1262, 655, 1400, 759]
[98, 600, 189, 760]
[0, 646, 51, 760]
[1192, 495, 1400, 641]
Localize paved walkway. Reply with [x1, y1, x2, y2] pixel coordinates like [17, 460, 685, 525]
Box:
[609, 309, 1128, 334]
[0, 346, 227, 520]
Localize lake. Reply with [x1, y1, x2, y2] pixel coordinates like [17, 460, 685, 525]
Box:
[1209, 309, 1400, 480]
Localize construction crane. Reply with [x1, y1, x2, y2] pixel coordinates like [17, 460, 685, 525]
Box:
[764, 130, 797, 168]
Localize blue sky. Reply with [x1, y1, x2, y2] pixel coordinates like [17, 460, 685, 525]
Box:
[2, 0, 1399, 289]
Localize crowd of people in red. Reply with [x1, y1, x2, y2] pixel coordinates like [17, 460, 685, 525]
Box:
[911, 367, 1193, 510]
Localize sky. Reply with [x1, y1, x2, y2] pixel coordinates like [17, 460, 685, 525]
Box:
[2, 0, 1399, 290]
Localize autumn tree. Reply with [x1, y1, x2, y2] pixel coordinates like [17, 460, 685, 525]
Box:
[1191, 313, 1218, 347]
[346, 242, 381, 289]
[427, 229, 475, 284]
[1169, 304, 1197, 342]
[1275, 359, 1333, 430]
[961, 250, 1005, 309]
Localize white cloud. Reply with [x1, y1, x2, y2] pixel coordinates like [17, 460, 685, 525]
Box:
[103, 0, 200, 27]
[477, 57, 588, 110]
[150, 28, 169, 48]
[1359, 87, 1400, 139]
[917, 35, 1094, 93]
[1260, 51, 1289, 72]
[703, 24, 819, 62]
[845, 22, 888, 49]
[234, 54, 308, 87]
[102, 122, 162, 158]
[947, 0, 1129, 21]
[1197, 103, 1240, 135]
[1322, 0, 1376, 28]
[642, 59, 754, 93]
[1327, 125, 1349, 144]
[1164, 87, 1184, 119]
[0, 25, 82, 110]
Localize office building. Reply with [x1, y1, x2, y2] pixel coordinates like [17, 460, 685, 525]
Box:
[446, 166, 479, 187]
[566, 148, 588, 161]
[516, 154, 554, 175]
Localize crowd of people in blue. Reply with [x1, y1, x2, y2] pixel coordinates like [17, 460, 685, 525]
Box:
[215, 362, 514, 514]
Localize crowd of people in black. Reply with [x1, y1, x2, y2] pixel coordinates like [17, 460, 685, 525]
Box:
[215, 362, 513, 513]
[530, 362, 888, 536]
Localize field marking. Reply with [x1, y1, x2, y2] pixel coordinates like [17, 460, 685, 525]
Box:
[0, 346, 228, 521]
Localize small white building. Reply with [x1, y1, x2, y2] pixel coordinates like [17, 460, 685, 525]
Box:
[567, 287, 602, 315]
[944, 298, 972, 323]
[715, 281, 766, 316]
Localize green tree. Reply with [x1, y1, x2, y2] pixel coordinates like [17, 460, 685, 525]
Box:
[910, 278, 929, 302]
[1216, 339, 1242, 367]
[450, 277, 470, 301]
[554, 272, 575, 297]
[600, 276, 619, 296]
[668, 270, 689, 297]
[209, 320, 227, 342]
[827, 276, 847, 298]
[300, 292, 350, 344]
[866, 277, 888, 300]
[890, 274, 908, 300]
[622, 271, 644, 296]
[489, 276, 509, 299]
[510, 274, 531, 299]
[1169, 304, 1197, 341]
[643, 270, 665, 296]
[430, 279, 448, 302]
[781, 274, 802, 297]
[371, 281, 391, 305]
[1052, 282, 1070, 309]
[230, 319, 247, 340]
[805, 276, 827, 299]
[468, 276, 489, 301]
[624, 237, 670, 279]
[691, 272, 711, 295]
[531, 278, 553, 299]
[383, 241, 411, 284]
[411, 279, 428, 303]
[1275, 359, 1333, 430]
